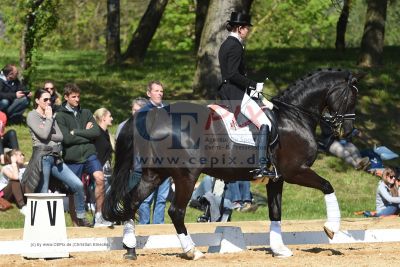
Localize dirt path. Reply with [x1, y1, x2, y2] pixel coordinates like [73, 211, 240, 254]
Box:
[1, 218, 399, 266]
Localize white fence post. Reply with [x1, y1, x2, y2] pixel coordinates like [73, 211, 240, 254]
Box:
[208, 226, 247, 253]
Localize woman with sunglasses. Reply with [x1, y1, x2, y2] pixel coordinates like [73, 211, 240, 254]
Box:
[22, 89, 91, 226]
[373, 168, 400, 217]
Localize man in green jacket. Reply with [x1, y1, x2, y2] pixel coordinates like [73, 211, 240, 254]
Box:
[56, 83, 112, 227]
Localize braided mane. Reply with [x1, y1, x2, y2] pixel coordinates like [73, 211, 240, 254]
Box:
[273, 68, 350, 102]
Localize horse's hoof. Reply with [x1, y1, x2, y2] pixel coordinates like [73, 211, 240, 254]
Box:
[271, 245, 293, 258]
[182, 248, 204, 260]
[323, 226, 335, 240]
[123, 247, 137, 260]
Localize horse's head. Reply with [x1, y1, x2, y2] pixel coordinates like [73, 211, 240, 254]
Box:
[324, 71, 363, 139]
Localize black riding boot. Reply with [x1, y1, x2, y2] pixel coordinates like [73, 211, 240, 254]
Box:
[253, 124, 276, 179]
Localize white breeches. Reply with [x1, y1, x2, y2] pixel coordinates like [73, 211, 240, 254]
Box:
[241, 93, 272, 129]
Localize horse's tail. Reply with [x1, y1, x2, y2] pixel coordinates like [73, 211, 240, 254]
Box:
[103, 115, 136, 222]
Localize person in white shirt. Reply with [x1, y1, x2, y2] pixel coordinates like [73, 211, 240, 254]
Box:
[0, 149, 27, 215]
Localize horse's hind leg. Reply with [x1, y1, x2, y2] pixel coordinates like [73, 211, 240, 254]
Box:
[286, 168, 340, 239]
[266, 179, 293, 257]
[168, 173, 204, 260]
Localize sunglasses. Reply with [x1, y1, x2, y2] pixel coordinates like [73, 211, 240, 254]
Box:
[388, 175, 396, 179]
[42, 98, 51, 102]
[45, 87, 54, 90]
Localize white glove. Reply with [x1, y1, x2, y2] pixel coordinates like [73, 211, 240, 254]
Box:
[262, 98, 274, 110]
[256, 82, 264, 93]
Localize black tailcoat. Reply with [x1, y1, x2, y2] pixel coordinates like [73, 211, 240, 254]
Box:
[218, 36, 256, 108]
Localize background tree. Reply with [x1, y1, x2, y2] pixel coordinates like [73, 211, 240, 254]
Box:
[122, 0, 169, 64]
[106, 0, 121, 65]
[358, 0, 388, 67]
[19, 0, 59, 86]
[335, 0, 351, 52]
[194, 0, 210, 53]
[193, 0, 253, 98]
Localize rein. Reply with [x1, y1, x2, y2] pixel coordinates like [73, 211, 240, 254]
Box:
[264, 81, 357, 134]
[269, 97, 319, 121]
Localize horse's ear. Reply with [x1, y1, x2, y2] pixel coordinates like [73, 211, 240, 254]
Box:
[351, 71, 367, 84]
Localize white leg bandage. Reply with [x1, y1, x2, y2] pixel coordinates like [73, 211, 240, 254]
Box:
[269, 221, 293, 257]
[324, 192, 341, 233]
[177, 233, 195, 253]
[122, 219, 136, 248]
[270, 221, 284, 246]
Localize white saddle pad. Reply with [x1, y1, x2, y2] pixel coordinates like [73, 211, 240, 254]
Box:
[208, 104, 255, 146]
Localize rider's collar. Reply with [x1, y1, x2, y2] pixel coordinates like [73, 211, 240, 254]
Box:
[229, 32, 243, 45]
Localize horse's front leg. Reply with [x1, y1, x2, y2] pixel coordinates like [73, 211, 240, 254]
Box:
[168, 175, 204, 260]
[267, 179, 293, 257]
[287, 168, 341, 239]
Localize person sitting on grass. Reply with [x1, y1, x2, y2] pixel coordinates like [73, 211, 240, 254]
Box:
[225, 181, 258, 212]
[189, 175, 234, 222]
[363, 167, 400, 217]
[43, 81, 62, 112]
[0, 111, 19, 165]
[318, 124, 370, 171]
[0, 149, 27, 215]
[0, 64, 31, 124]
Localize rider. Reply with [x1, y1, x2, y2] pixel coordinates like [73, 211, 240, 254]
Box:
[218, 11, 275, 178]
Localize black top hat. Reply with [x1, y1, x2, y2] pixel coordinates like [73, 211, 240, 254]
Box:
[227, 12, 252, 26]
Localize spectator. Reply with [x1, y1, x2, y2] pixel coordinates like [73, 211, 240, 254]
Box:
[137, 81, 170, 224]
[0, 64, 31, 124]
[0, 149, 27, 215]
[22, 89, 91, 226]
[93, 107, 114, 188]
[115, 97, 148, 139]
[225, 181, 258, 212]
[362, 146, 397, 175]
[43, 80, 62, 112]
[364, 168, 400, 217]
[0, 111, 19, 165]
[55, 83, 112, 227]
[318, 123, 370, 170]
[390, 170, 400, 197]
[189, 175, 233, 222]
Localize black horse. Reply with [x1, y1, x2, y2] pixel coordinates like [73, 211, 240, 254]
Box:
[104, 69, 360, 259]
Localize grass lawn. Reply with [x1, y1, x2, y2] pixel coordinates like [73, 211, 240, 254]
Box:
[0, 47, 399, 228]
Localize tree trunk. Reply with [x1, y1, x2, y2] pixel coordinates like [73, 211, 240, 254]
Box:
[193, 0, 253, 98]
[335, 0, 351, 52]
[194, 0, 210, 53]
[19, 0, 45, 86]
[106, 0, 121, 65]
[358, 0, 388, 67]
[122, 0, 169, 64]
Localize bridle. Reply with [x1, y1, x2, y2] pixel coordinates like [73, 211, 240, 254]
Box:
[268, 76, 358, 137]
[322, 80, 358, 137]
